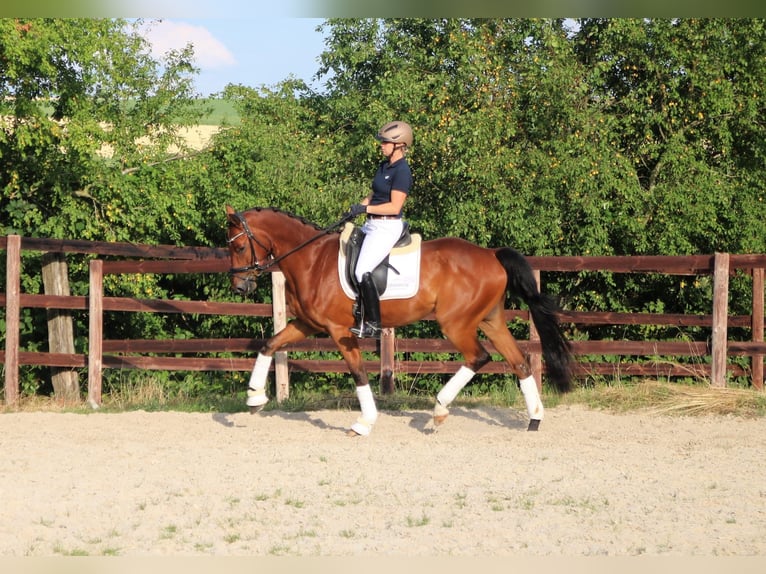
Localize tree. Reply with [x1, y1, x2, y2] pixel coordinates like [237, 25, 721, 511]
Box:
[312, 19, 624, 253]
[5, 17, 766, 398]
[210, 81, 356, 225]
[0, 18, 205, 398]
[573, 18, 766, 256]
[0, 18, 204, 243]
[307, 19, 766, 316]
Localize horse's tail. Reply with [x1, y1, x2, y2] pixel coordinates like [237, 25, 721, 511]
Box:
[495, 247, 573, 393]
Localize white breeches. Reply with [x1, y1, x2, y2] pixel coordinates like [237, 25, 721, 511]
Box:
[354, 218, 404, 282]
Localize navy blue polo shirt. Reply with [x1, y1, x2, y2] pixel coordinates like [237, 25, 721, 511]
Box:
[370, 158, 412, 215]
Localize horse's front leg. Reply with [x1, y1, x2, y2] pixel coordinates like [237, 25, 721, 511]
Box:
[246, 319, 318, 412]
[330, 328, 378, 437]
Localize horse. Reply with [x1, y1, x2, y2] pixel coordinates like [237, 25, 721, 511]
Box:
[225, 205, 572, 436]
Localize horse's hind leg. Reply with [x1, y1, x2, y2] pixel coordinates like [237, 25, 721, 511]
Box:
[432, 321, 492, 426]
[479, 309, 544, 430]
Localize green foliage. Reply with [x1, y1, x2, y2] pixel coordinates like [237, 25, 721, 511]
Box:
[574, 18, 766, 255]
[1, 19, 203, 241]
[3, 18, 766, 400]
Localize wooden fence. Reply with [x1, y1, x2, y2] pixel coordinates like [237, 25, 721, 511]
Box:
[2, 234, 765, 407]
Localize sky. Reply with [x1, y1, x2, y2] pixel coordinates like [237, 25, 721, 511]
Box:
[139, 18, 329, 97]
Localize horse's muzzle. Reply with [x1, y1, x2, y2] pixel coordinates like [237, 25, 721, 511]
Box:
[231, 275, 258, 296]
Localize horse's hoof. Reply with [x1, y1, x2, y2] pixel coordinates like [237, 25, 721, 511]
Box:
[527, 419, 541, 431]
[349, 417, 374, 437]
[249, 405, 265, 414]
[246, 388, 268, 410]
[346, 428, 362, 437]
[433, 414, 448, 426]
[433, 402, 449, 426]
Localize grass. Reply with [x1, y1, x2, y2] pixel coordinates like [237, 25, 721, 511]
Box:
[4, 375, 766, 419]
[405, 512, 431, 527]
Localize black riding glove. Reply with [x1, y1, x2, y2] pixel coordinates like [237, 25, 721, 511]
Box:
[348, 203, 367, 217]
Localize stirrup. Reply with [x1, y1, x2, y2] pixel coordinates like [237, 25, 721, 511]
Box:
[350, 322, 381, 339]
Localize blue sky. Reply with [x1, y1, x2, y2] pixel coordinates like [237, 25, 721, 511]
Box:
[139, 18, 329, 97]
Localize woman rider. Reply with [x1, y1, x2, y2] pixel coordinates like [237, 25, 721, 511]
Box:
[346, 120, 413, 339]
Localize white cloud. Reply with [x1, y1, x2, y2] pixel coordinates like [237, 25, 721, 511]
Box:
[140, 20, 236, 70]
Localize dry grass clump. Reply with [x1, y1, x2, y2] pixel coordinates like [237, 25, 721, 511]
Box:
[101, 377, 172, 410]
[574, 380, 766, 418]
[0, 379, 172, 414]
[1, 394, 83, 413]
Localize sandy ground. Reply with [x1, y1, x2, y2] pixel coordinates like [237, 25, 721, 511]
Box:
[1, 404, 765, 558]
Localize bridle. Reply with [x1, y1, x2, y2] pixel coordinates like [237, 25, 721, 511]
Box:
[227, 211, 275, 277]
[226, 210, 353, 278]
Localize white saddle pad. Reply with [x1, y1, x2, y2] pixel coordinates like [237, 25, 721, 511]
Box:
[337, 222, 422, 301]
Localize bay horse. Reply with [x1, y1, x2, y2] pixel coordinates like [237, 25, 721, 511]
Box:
[225, 206, 572, 436]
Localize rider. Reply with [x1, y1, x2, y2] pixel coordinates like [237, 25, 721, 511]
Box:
[346, 120, 413, 338]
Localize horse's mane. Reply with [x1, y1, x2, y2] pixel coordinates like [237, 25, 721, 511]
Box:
[246, 206, 327, 232]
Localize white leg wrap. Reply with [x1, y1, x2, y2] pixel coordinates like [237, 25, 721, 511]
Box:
[350, 385, 378, 436]
[246, 353, 272, 407]
[248, 353, 272, 390]
[436, 366, 476, 407]
[520, 375, 544, 421]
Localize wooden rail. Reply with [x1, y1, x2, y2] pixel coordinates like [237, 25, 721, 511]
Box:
[2, 235, 765, 407]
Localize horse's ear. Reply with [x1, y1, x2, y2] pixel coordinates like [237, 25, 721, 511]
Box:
[225, 205, 235, 216]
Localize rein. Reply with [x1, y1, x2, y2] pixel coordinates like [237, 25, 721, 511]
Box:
[227, 211, 353, 276]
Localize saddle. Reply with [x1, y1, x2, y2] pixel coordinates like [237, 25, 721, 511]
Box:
[344, 221, 412, 294]
[337, 222, 421, 302]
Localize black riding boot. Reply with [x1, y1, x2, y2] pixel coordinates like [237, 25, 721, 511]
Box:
[350, 272, 382, 339]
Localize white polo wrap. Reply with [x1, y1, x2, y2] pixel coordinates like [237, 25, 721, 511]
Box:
[248, 353, 273, 391]
[351, 385, 378, 436]
[436, 366, 476, 407]
[519, 375, 544, 421]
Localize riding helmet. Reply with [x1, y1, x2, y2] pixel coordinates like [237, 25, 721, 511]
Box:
[375, 121, 413, 148]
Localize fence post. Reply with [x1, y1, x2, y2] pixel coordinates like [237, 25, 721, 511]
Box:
[380, 328, 395, 394]
[4, 235, 21, 406]
[41, 252, 79, 401]
[529, 269, 543, 391]
[87, 259, 104, 408]
[752, 267, 764, 391]
[711, 252, 730, 388]
[271, 271, 290, 403]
